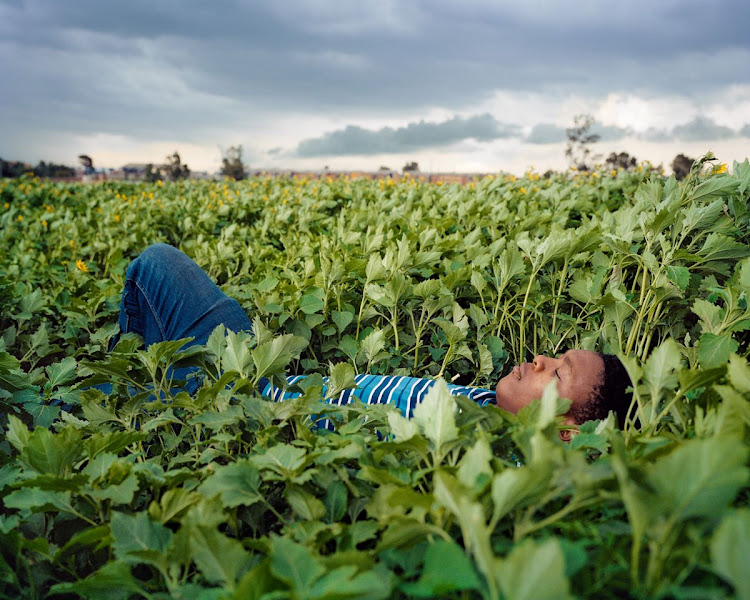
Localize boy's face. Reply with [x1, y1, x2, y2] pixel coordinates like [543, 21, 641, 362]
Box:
[495, 350, 605, 421]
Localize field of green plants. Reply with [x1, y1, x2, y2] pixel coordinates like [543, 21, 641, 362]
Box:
[1, 156, 749, 599]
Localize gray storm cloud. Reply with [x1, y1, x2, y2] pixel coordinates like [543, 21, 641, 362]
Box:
[294, 115, 521, 157]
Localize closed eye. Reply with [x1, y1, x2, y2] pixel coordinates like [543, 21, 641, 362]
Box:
[555, 368, 561, 379]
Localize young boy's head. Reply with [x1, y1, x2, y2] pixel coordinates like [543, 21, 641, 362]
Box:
[495, 350, 632, 434]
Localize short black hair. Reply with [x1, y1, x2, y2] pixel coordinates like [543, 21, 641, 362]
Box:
[568, 353, 632, 428]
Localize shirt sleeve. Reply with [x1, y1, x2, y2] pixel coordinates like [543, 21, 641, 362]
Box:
[259, 373, 496, 416]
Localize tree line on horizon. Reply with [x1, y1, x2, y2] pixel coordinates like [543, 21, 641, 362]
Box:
[1, 118, 701, 181]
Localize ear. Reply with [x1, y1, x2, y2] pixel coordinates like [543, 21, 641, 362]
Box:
[559, 426, 579, 442]
[559, 416, 579, 443]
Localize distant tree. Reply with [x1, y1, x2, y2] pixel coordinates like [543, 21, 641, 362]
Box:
[163, 151, 190, 181]
[144, 164, 161, 183]
[378, 165, 392, 172]
[220, 145, 246, 180]
[671, 153, 695, 180]
[565, 114, 600, 171]
[0, 159, 31, 178]
[33, 161, 75, 178]
[605, 152, 637, 171]
[402, 161, 419, 173]
[78, 155, 94, 174]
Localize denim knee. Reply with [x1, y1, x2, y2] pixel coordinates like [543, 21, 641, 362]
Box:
[126, 242, 179, 279]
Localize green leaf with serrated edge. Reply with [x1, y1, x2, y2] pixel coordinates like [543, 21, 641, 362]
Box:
[45, 356, 77, 388]
[727, 354, 750, 393]
[698, 333, 738, 368]
[494, 538, 573, 600]
[6, 414, 30, 452]
[3, 488, 72, 512]
[269, 535, 325, 591]
[148, 487, 200, 524]
[223, 329, 254, 378]
[250, 444, 307, 477]
[400, 540, 481, 598]
[0, 464, 21, 491]
[189, 525, 252, 588]
[309, 565, 394, 600]
[332, 310, 354, 332]
[325, 361, 356, 400]
[710, 509, 750, 600]
[647, 438, 749, 522]
[251, 334, 308, 380]
[286, 486, 325, 521]
[110, 511, 172, 562]
[458, 436, 493, 491]
[324, 480, 347, 523]
[21, 426, 82, 476]
[198, 460, 262, 509]
[714, 386, 750, 439]
[413, 379, 459, 456]
[386, 410, 418, 442]
[84, 431, 144, 460]
[48, 560, 144, 600]
[665, 265, 690, 292]
[188, 405, 244, 430]
[491, 460, 553, 522]
[642, 338, 681, 407]
[299, 290, 325, 314]
[88, 472, 139, 505]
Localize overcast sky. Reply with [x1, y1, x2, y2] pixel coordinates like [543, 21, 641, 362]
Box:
[2, 0, 749, 173]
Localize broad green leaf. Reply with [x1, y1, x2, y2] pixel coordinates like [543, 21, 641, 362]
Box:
[647, 438, 749, 521]
[309, 565, 394, 600]
[698, 333, 738, 369]
[299, 289, 325, 314]
[710, 509, 750, 600]
[324, 480, 347, 523]
[190, 525, 253, 588]
[387, 410, 418, 442]
[45, 356, 77, 388]
[332, 310, 354, 332]
[3, 488, 72, 512]
[48, 561, 144, 600]
[6, 414, 31, 452]
[325, 361, 356, 400]
[412, 380, 459, 455]
[642, 338, 681, 405]
[457, 436, 492, 491]
[21, 426, 82, 476]
[494, 538, 573, 600]
[270, 535, 325, 591]
[250, 444, 308, 479]
[727, 353, 750, 393]
[491, 461, 553, 522]
[223, 329, 255, 378]
[286, 486, 325, 521]
[252, 334, 308, 380]
[148, 487, 200, 524]
[110, 511, 173, 562]
[399, 540, 480, 598]
[199, 460, 262, 508]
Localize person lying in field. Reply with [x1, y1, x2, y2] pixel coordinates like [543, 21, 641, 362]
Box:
[111, 243, 632, 439]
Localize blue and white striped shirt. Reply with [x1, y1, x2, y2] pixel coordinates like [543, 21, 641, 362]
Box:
[259, 374, 496, 420]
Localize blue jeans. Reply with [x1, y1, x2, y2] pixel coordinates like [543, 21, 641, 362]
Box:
[108, 243, 253, 394]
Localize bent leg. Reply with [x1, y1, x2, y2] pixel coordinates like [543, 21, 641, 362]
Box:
[118, 242, 253, 348]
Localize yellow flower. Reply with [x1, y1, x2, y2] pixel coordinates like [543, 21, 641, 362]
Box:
[157, 180, 163, 187]
[113, 214, 121, 223]
[42, 220, 48, 227]
[97, 207, 103, 214]
[520, 187, 527, 194]
[70, 240, 75, 248]
[75, 260, 88, 273]
[3, 203, 9, 209]
[715, 163, 728, 174]
[17, 215, 23, 222]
